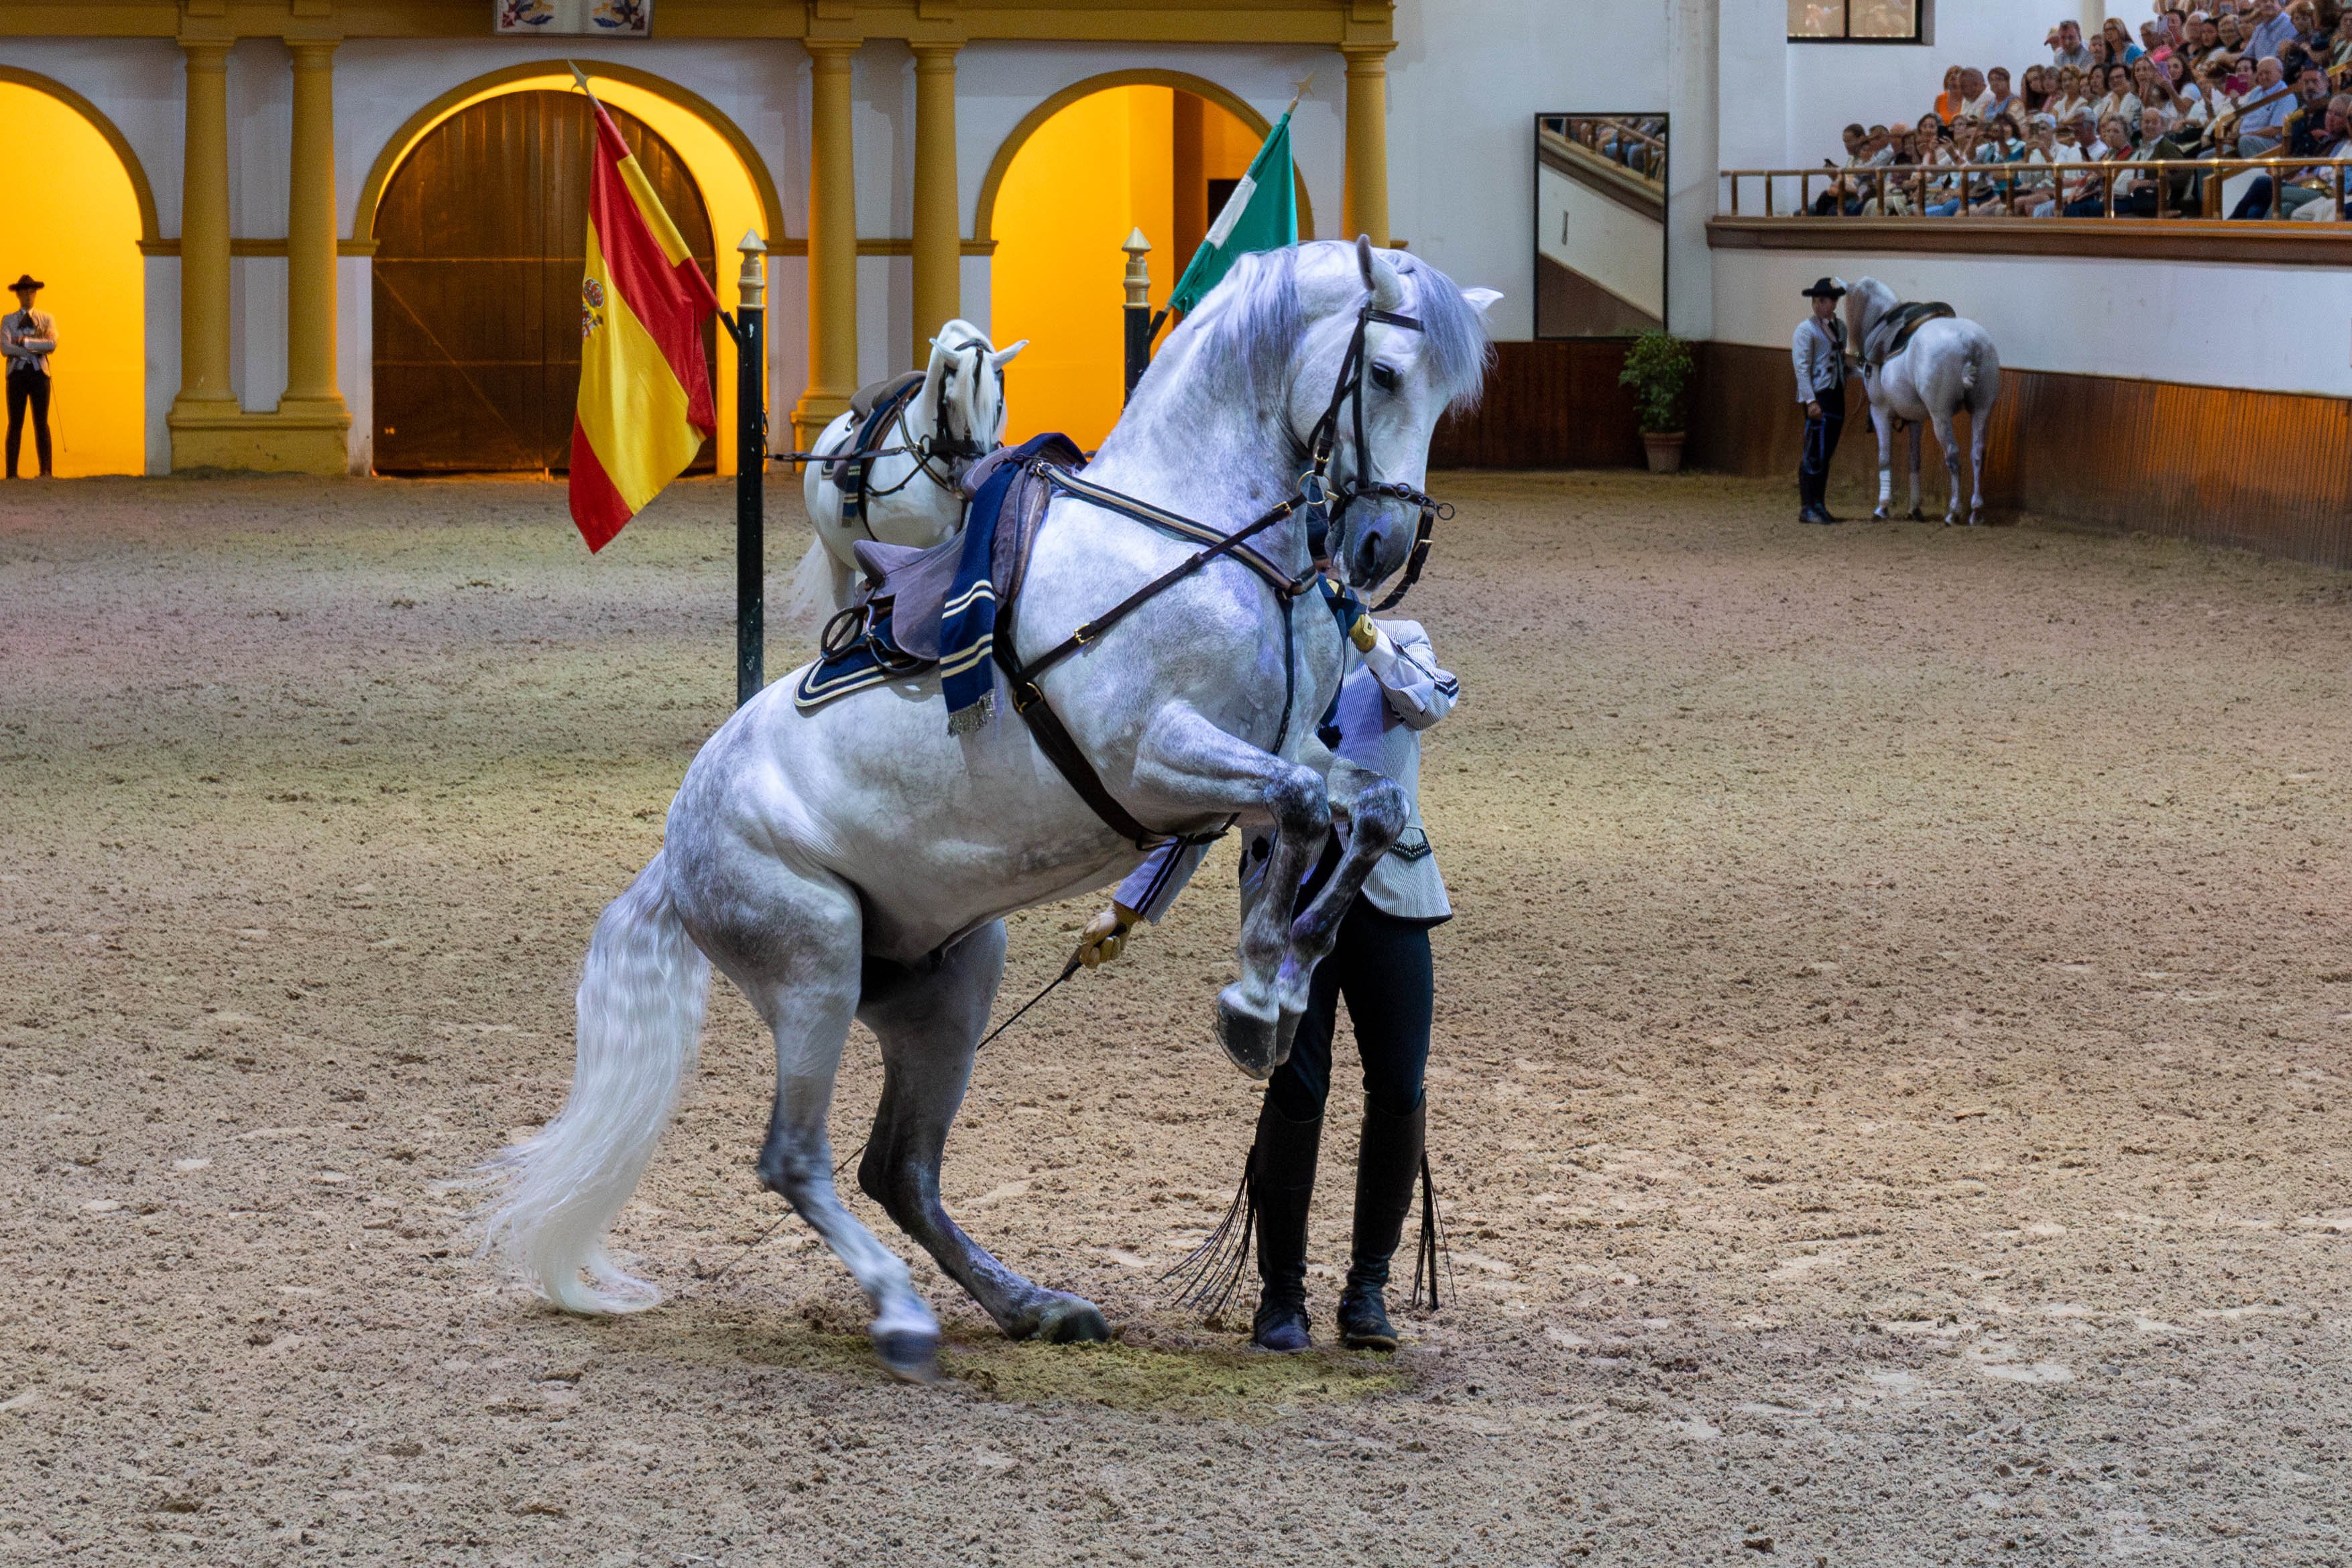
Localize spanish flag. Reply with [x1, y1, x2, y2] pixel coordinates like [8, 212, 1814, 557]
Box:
[568, 90, 719, 552]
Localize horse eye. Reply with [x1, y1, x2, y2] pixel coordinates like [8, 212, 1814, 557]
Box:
[1370, 363, 1400, 394]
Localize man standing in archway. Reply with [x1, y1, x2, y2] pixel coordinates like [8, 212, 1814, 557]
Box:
[3, 274, 57, 479]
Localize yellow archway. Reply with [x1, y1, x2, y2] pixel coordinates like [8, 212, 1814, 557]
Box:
[355, 64, 781, 475]
[988, 79, 1295, 450]
[0, 70, 149, 476]
[974, 69, 1315, 247]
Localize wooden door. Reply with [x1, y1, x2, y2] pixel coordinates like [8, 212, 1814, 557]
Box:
[372, 92, 716, 474]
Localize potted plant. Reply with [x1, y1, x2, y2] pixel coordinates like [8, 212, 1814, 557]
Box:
[1618, 330, 1694, 474]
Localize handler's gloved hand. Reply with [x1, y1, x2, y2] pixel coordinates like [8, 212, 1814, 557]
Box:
[1074, 902, 1142, 968]
[1349, 613, 1380, 653]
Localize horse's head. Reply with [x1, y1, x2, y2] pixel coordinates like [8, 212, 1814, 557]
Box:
[923, 320, 1024, 464]
[1285, 239, 1498, 599]
[1843, 276, 1896, 348]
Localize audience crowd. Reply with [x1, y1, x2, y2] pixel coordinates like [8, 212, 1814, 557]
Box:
[1808, 0, 2352, 219]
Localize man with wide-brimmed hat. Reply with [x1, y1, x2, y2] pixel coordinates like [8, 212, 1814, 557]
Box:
[1791, 276, 1850, 524]
[3, 274, 57, 479]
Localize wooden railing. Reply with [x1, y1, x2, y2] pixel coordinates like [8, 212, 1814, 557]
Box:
[1721, 156, 2352, 221]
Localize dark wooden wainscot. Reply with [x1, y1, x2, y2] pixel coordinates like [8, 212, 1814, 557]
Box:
[1430, 340, 1646, 469]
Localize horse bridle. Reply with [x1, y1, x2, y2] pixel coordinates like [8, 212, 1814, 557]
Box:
[864, 338, 998, 505]
[1296, 298, 1452, 613]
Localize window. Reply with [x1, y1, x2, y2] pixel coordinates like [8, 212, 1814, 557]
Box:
[1790, 0, 1923, 42]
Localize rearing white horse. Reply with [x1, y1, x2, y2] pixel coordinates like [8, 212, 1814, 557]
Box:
[1845, 276, 2002, 526]
[788, 320, 1025, 621]
[483, 240, 1496, 1382]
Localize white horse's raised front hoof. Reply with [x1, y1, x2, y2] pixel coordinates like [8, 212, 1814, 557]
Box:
[1216, 986, 1283, 1079]
[1027, 1293, 1112, 1344]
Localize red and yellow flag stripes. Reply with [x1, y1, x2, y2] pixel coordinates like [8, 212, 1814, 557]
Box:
[568, 99, 721, 552]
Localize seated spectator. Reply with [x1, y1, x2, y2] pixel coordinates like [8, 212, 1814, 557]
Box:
[2235, 54, 2294, 151]
[2007, 114, 2064, 213]
[1958, 66, 1996, 117]
[2231, 90, 2351, 215]
[2330, 11, 2352, 70]
[2216, 12, 2248, 58]
[2050, 19, 2096, 70]
[2019, 63, 2050, 113]
[2050, 64, 2093, 121]
[2104, 17, 2148, 62]
[2089, 33, 2115, 74]
[2062, 117, 2139, 214]
[1984, 66, 2020, 119]
[2093, 62, 2145, 126]
[2279, 63, 2339, 152]
[1933, 64, 1968, 122]
[2131, 53, 2166, 107]
[1811, 123, 1874, 215]
[2246, 0, 2299, 63]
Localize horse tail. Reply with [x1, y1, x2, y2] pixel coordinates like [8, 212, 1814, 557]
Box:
[1959, 345, 1979, 394]
[778, 536, 855, 637]
[480, 853, 711, 1315]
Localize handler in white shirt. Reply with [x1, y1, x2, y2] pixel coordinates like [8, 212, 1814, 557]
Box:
[1077, 607, 1458, 1355]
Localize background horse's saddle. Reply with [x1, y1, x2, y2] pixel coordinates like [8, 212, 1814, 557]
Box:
[847, 370, 925, 426]
[1864, 302, 1957, 369]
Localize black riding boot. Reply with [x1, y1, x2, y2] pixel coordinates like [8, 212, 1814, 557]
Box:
[1249, 1099, 1323, 1353]
[1337, 1096, 1425, 1351]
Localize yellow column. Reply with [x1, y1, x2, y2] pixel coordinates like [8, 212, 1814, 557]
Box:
[1342, 44, 1393, 247]
[795, 39, 860, 448]
[909, 44, 961, 370]
[282, 41, 346, 416]
[172, 42, 235, 426]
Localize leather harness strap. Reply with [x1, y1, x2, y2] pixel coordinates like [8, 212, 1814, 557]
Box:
[990, 465, 1189, 849]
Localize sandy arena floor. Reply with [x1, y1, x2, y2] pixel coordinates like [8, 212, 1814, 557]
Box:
[3, 471, 2351, 1566]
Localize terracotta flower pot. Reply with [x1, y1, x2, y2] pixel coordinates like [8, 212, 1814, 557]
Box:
[1642, 431, 1686, 475]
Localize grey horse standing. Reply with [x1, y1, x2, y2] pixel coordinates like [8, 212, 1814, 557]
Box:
[1844, 276, 2001, 525]
[481, 240, 1498, 1382]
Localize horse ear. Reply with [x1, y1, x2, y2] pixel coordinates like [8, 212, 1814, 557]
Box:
[1460, 287, 1503, 318]
[989, 339, 1028, 368]
[1355, 235, 1405, 312]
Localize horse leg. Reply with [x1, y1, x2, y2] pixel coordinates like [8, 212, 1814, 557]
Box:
[1906, 420, 1926, 522]
[1128, 704, 1330, 1079]
[676, 852, 941, 1382]
[1931, 410, 1963, 526]
[1268, 756, 1408, 1030]
[1871, 402, 1895, 520]
[1968, 398, 1992, 525]
[854, 922, 1111, 1345]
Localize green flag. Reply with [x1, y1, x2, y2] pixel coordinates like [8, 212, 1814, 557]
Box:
[1166, 109, 1299, 316]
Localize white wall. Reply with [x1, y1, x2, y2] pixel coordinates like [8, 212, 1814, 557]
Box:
[1390, 0, 1673, 341]
[1538, 168, 1666, 319]
[1714, 245, 2352, 397]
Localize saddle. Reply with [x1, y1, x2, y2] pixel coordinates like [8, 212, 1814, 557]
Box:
[797, 434, 1083, 718]
[1861, 302, 1956, 373]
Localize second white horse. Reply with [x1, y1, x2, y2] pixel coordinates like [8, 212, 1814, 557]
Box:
[1845, 276, 2001, 526]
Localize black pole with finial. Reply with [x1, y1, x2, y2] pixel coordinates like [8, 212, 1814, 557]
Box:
[732, 230, 766, 707]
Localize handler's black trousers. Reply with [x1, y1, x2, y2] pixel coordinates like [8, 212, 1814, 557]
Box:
[1798, 379, 1844, 511]
[1267, 899, 1435, 1124]
[6, 370, 52, 478]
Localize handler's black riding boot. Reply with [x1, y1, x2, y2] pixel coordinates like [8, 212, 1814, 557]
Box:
[1249, 1100, 1323, 1353]
[1337, 1096, 1425, 1351]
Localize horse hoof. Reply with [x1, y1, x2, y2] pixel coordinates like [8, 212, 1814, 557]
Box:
[1216, 987, 1281, 1080]
[1906, 508, 1927, 522]
[872, 1327, 941, 1384]
[1031, 1294, 1112, 1345]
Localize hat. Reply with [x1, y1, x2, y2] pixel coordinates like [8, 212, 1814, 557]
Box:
[1800, 277, 1848, 299]
[2030, 112, 2060, 127]
[7, 274, 40, 292]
